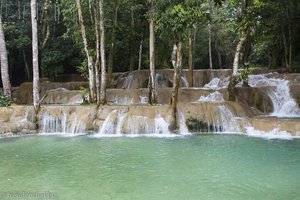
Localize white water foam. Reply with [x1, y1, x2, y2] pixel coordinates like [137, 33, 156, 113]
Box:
[198, 91, 224, 102]
[140, 96, 148, 104]
[121, 74, 134, 88]
[181, 76, 189, 87]
[215, 106, 243, 133]
[204, 77, 229, 89]
[93, 110, 190, 137]
[40, 111, 86, 135]
[245, 126, 297, 140]
[248, 74, 300, 117]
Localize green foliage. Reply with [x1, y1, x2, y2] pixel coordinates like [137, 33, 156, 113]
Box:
[79, 86, 89, 104]
[156, 3, 202, 41]
[0, 92, 12, 107]
[237, 68, 253, 87]
[41, 35, 82, 79]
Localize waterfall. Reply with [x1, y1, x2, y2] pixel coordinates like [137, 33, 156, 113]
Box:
[198, 91, 224, 102]
[95, 110, 190, 137]
[114, 97, 134, 105]
[215, 106, 242, 133]
[181, 76, 189, 87]
[204, 77, 229, 89]
[121, 75, 134, 88]
[248, 74, 300, 117]
[40, 111, 86, 134]
[140, 96, 148, 104]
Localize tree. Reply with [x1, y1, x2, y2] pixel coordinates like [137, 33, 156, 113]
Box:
[157, 2, 201, 133]
[148, 0, 157, 105]
[0, 16, 12, 99]
[99, 0, 106, 104]
[31, 0, 40, 110]
[107, 0, 120, 87]
[76, 0, 96, 103]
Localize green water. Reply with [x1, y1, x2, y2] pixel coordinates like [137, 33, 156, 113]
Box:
[0, 135, 300, 200]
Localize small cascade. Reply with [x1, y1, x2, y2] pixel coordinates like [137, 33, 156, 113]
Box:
[181, 76, 189, 87]
[215, 106, 242, 133]
[40, 111, 86, 134]
[140, 96, 148, 104]
[248, 74, 300, 117]
[178, 112, 190, 135]
[121, 75, 134, 88]
[198, 91, 224, 102]
[95, 110, 189, 137]
[204, 77, 229, 89]
[98, 110, 118, 135]
[114, 97, 134, 105]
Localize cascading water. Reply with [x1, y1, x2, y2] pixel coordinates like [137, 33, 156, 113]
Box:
[198, 91, 224, 102]
[140, 96, 148, 104]
[95, 110, 189, 137]
[40, 111, 86, 134]
[181, 76, 189, 87]
[215, 106, 243, 133]
[203, 77, 229, 89]
[248, 74, 300, 117]
[121, 75, 134, 89]
[114, 97, 134, 105]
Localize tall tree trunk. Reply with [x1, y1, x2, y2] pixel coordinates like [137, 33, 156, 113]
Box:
[23, 50, 31, 80]
[286, 0, 292, 72]
[76, 0, 96, 103]
[107, 0, 119, 87]
[215, 42, 222, 69]
[170, 41, 183, 133]
[129, 7, 135, 72]
[148, 0, 157, 105]
[31, 0, 40, 110]
[99, 0, 106, 104]
[229, 32, 247, 101]
[94, 2, 100, 104]
[208, 23, 213, 70]
[138, 37, 143, 70]
[0, 16, 11, 99]
[188, 29, 193, 87]
[241, 33, 251, 67]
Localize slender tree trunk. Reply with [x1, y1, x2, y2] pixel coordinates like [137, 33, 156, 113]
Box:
[188, 29, 193, 87]
[241, 33, 251, 67]
[283, 31, 289, 70]
[31, 0, 40, 110]
[138, 37, 143, 70]
[107, 0, 119, 87]
[286, 0, 292, 72]
[229, 31, 247, 101]
[129, 7, 135, 72]
[23, 50, 31, 80]
[94, 2, 100, 104]
[76, 0, 96, 103]
[208, 23, 213, 70]
[18, 1, 21, 20]
[232, 33, 246, 77]
[148, 1, 157, 105]
[0, 16, 11, 99]
[99, 0, 106, 104]
[170, 41, 183, 133]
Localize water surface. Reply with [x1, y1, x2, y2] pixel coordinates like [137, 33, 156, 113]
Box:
[0, 135, 300, 200]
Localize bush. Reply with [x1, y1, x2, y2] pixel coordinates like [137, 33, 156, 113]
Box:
[0, 91, 12, 107]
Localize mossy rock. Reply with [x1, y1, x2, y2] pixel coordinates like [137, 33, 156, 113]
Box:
[186, 118, 223, 133]
[297, 97, 300, 107]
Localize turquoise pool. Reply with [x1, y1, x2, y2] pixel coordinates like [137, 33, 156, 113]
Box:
[0, 135, 299, 200]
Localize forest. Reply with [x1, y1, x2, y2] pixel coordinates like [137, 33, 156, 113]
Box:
[0, 0, 300, 107]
